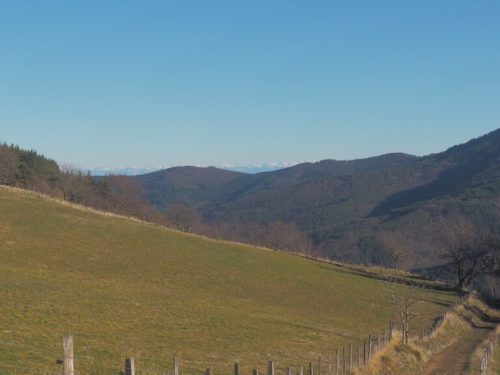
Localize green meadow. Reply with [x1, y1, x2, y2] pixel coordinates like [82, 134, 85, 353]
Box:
[0, 187, 454, 374]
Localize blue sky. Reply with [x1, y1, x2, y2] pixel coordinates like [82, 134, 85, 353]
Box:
[1, 1, 499, 168]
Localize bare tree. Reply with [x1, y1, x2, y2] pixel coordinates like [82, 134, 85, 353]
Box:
[387, 285, 427, 344]
[439, 237, 494, 291]
[166, 204, 200, 232]
[377, 231, 412, 270]
[105, 175, 153, 218]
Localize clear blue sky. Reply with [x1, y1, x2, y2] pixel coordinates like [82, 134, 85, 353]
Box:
[1, 1, 499, 168]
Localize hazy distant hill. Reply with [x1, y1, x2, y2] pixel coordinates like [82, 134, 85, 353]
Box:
[133, 129, 500, 268]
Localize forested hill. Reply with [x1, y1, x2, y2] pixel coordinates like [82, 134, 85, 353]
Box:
[0, 144, 60, 189]
[130, 129, 500, 269]
[2, 129, 500, 270]
[0, 143, 165, 222]
[134, 166, 244, 209]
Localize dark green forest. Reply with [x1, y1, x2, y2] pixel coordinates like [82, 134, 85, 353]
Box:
[0, 143, 165, 223]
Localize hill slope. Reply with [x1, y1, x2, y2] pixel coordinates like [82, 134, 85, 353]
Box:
[132, 129, 500, 268]
[0, 187, 453, 374]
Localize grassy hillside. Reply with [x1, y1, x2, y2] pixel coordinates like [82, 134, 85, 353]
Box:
[0, 187, 455, 374]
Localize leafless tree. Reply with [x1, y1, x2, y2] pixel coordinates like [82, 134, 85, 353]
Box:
[387, 284, 427, 344]
[105, 175, 153, 219]
[439, 237, 495, 291]
[377, 231, 412, 270]
[166, 204, 200, 232]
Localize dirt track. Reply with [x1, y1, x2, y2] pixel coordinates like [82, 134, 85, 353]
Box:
[420, 304, 498, 375]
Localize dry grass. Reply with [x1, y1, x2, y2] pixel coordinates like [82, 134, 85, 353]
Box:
[354, 295, 500, 375]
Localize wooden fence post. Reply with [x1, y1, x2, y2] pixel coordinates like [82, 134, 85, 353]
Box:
[206, 368, 213, 375]
[349, 343, 352, 371]
[125, 357, 135, 375]
[234, 362, 240, 375]
[357, 341, 361, 368]
[336, 349, 340, 375]
[268, 361, 275, 375]
[342, 346, 346, 374]
[309, 361, 313, 375]
[363, 341, 366, 365]
[368, 335, 372, 361]
[299, 365, 304, 375]
[253, 369, 259, 375]
[63, 335, 74, 375]
[174, 356, 180, 375]
[318, 356, 321, 375]
[287, 367, 292, 375]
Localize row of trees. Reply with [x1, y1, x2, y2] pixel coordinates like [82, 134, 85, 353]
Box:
[0, 144, 313, 254]
[0, 143, 164, 223]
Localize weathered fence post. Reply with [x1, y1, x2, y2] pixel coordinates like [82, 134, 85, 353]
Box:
[309, 361, 313, 375]
[206, 368, 213, 375]
[336, 349, 340, 375]
[287, 367, 292, 375]
[125, 357, 135, 375]
[268, 361, 275, 375]
[357, 341, 361, 368]
[299, 365, 304, 375]
[63, 335, 74, 375]
[342, 346, 346, 374]
[363, 341, 366, 365]
[174, 356, 180, 375]
[234, 362, 240, 375]
[349, 343, 352, 371]
[368, 335, 372, 361]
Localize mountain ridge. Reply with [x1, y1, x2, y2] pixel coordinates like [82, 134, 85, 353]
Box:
[128, 129, 500, 269]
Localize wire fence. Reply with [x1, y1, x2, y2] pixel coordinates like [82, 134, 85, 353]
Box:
[1, 293, 473, 375]
[480, 335, 498, 375]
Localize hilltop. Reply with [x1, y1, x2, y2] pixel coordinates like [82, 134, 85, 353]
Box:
[0, 187, 454, 374]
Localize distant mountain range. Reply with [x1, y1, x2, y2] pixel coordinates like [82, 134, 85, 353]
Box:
[86, 162, 300, 176]
[125, 129, 500, 269]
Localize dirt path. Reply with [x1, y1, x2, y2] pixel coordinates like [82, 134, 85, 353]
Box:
[420, 328, 489, 375]
[420, 304, 498, 375]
